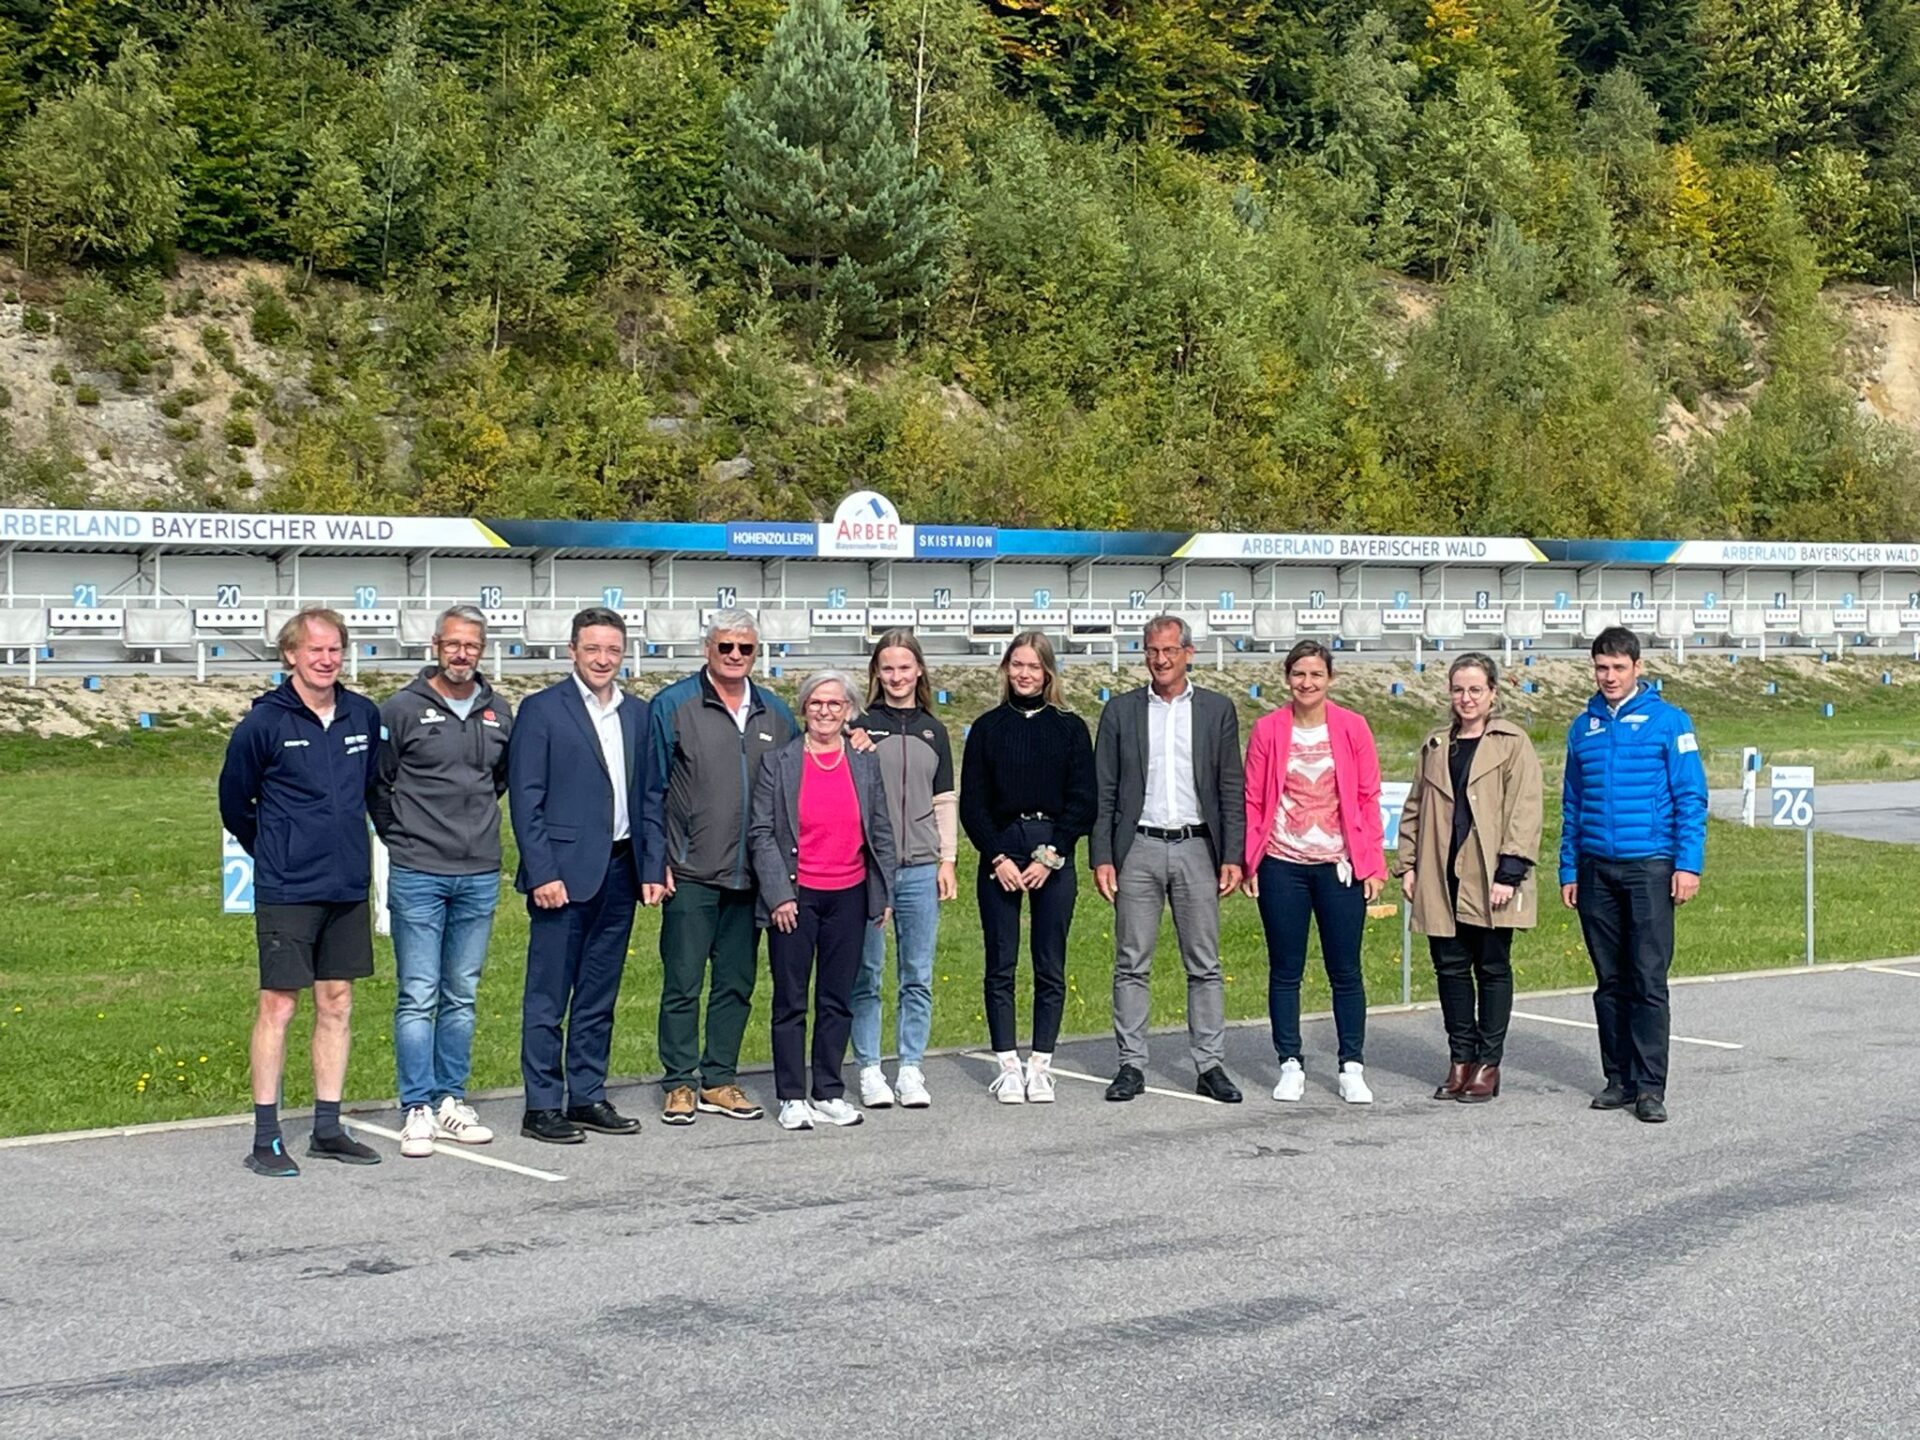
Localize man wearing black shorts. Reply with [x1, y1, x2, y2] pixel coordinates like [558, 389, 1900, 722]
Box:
[219, 606, 385, 1176]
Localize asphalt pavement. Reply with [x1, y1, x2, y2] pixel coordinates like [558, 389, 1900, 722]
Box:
[4, 964, 1920, 1439]
[1709, 780, 1920, 844]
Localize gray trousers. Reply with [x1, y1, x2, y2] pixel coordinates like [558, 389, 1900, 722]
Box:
[1112, 834, 1225, 1073]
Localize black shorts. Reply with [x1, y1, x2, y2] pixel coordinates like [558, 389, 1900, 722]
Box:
[255, 901, 375, 991]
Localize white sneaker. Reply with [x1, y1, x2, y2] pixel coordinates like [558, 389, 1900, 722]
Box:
[1026, 1053, 1056, 1103]
[808, 1097, 865, 1127]
[778, 1099, 815, 1131]
[858, 1065, 895, 1109]
[989, 1054, 1027, 1104]
[896, 1065, 931, 1109]
[434, 1096, 494, 1145]
[1338, 1061, 1374, 1105]
[1272, 1058, 1305, 1103]
[400, 1104, 436, 1158]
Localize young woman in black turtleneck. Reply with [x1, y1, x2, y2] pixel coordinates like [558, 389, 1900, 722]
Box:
[959, 631, 1095, 1105]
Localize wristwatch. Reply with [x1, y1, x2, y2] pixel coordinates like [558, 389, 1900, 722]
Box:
[1031, 845, 1065, 871]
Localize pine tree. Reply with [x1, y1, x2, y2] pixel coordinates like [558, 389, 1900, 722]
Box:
[723, 0, 950, 342]
[286, 125, 369, 281]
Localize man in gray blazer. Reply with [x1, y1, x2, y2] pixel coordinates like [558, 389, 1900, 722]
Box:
[1092, 616, 1246, 1103]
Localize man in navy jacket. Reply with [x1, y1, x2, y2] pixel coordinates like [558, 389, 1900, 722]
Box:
[1560, 627, 1708, 1124]
[218, 606, 384, 1176]
[508, 608, 667, 1143]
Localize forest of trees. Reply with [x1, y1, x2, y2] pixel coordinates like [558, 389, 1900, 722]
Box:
[2, 0, 1919, 537]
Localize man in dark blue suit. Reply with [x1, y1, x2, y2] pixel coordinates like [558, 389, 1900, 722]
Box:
[509, 607, 667, 1143]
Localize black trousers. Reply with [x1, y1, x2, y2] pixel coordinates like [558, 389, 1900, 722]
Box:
[978, 862, 1076, 1053]
[1429, 923, 1514, 1065]
[1576, 857, 1675, 1098]
[766, 884, 867, 1102]
[521, 846, 636, 1110]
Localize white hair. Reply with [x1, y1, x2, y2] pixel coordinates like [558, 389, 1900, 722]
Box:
[797, 669, 858, 715]
[704, 607, 759, 644]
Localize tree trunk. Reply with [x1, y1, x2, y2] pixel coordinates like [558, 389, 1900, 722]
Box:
[911, 0, 930, 160]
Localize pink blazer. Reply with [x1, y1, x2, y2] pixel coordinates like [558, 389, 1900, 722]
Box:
[1242, 700, 1386, 880]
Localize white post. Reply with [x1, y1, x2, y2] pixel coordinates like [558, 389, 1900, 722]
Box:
[491, 637, 503, 677]
[1740, 746, 1758, 826]
[1401, 898, 1413, 1006]
[197, 640, 207, 684]
[27, 645, 37, 687]
[1110, 639, 1119, 675]
[1215, 635, 1225, 670]
[349, 643, 361, 683]
[1804, 824, 1815, 967]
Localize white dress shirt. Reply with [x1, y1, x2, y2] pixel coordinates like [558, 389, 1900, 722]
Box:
[1141, 683, 1203, 828]
[572, 673, 630, 842]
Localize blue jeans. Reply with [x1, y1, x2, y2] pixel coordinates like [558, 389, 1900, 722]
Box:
[851, 863, 939, 1068]
[1254, 857, 1368, 1066]
[390, 866, 499, 1109]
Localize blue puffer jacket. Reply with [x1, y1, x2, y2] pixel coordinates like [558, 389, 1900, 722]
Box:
[218, 680, 381, 904]
[1559, 683, 1708, 883]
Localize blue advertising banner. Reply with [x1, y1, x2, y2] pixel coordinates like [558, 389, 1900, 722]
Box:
[726, 522, 818, 556]
[914, 525, 997, 558]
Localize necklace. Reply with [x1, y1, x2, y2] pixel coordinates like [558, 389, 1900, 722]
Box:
[806, 742, 845, 771]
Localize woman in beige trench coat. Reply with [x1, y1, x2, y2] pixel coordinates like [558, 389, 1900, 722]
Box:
[1395, 653, 1544, 1104]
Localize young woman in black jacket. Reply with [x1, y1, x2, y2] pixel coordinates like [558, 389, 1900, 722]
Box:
[959, 631, 1095, 1105]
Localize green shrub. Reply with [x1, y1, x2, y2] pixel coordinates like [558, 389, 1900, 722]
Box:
[229, 389, 255, 412]
[159, 394, 185, 419]
[50, 363, 71, 385]
[75, 384, 101, 406]
[0, 384, 10, 410]
[97, 443, 113, 460]
[249, 290, 300, 346]
[223, 414, 257, 448]
[173, 286, 206, 317]
[166, 418, 203, 441]
[21, 306, 51, 335]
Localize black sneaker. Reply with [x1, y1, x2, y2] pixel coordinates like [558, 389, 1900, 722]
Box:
[1633, 1094, 1669, 1124]
[1590, 1084, 1634, 1111]
[307, 1128, 382, 1165]
[244, 1136, 300, 1177]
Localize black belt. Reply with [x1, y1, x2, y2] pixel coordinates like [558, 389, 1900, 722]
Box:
[1018, 811, 1053, 821]
[610, 838, 634, 856]
[1137, 823, 1209, 842]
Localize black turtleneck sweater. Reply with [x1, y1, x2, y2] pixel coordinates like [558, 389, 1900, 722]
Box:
[959, 693, 1096, 860]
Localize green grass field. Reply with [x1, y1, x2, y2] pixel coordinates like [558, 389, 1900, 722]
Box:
[6, 650, 1920, 1139]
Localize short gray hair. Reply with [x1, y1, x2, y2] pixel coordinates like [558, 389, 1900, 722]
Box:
[705, 607, 759, 644]
[1144, 613, 1192, 648]
[797, 669, 858, 715]
[435, 604, 488, 641]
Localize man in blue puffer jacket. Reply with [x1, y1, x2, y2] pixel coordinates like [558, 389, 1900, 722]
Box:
[1559, 626, 1707, 1125]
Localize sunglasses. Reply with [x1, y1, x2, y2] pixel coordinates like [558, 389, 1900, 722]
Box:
[714, 641, 757, 656]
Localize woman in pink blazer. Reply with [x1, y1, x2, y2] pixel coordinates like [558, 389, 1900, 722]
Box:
[1242, 641, 1385, 1104]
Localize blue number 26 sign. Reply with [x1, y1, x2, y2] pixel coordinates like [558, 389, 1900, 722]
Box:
[222, 830, 255, 914]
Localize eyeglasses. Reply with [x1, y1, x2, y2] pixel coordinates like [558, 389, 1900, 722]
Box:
[439, 642, 483, 655]
[806, 698, 847, 712]
[714, 641, 757, 656]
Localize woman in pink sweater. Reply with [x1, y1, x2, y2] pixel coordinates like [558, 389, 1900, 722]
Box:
[1242, 641, 1385, 1104]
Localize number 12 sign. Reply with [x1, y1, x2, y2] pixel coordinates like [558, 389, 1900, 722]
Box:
[1770, 766, 1814, 828]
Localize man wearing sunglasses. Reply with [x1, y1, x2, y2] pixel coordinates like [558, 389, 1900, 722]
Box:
[646, 609, 798, 1125]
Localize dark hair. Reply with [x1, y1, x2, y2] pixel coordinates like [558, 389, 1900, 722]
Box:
[1448, 651, 1499, 688]
[570, 606, 628, 644]
[868, 628, 933, 711]
[1284, 639, 1335, 677]
[1591, 626, 1640, 661]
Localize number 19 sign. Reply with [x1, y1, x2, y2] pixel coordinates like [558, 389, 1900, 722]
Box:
[1770, 765, 1815, 965]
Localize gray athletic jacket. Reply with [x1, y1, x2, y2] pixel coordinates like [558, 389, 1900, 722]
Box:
[848, 702, 956, 868]
[370, 668, 513, 876]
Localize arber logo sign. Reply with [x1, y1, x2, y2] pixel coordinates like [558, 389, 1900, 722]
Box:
[821, 490, 912, 557]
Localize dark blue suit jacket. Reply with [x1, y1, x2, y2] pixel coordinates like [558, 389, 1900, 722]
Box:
[509, 679, 666, 902]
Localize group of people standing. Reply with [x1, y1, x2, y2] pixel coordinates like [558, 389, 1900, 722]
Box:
[217, 603, 1707, 1177]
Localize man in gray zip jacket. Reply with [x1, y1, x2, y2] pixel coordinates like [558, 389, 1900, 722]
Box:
[370, 606, 513, 1157]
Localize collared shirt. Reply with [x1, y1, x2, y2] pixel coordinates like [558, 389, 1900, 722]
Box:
[572, 672, 629, 842]
[1142, 682, 1203, 828]
[707, 668, 752, 733]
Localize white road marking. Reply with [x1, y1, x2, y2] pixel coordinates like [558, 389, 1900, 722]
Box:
[960, 1051, 1222, 1104]
[1509, 1010, 1744, 1050]
[347, 1119, 568, 1182]
[1863, 965, 1920, 980]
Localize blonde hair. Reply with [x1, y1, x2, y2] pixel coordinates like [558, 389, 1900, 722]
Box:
[999, 630, 1065, 709]
[277, 606, 349, 660]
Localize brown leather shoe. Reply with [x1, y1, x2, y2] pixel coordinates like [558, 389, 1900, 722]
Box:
[1458, 1063, 1501, 1103]
[661, 1085, 697, 1126]
[1433, 1062, 1472, 1100]
[696, 1084, 764, 1121]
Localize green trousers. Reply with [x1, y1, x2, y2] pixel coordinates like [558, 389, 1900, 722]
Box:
[657, 878, 760, 1090]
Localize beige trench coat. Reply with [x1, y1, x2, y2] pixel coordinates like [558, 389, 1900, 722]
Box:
[1394, 717, 1544, 936]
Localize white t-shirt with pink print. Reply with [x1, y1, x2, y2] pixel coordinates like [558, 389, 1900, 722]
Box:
[1265, 722, 1349, 868]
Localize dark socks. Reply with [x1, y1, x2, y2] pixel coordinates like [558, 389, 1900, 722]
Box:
[313, 1099, 342, 1139]
[252, 1102, 281, 1151]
